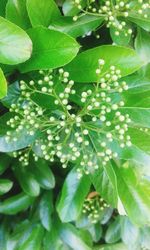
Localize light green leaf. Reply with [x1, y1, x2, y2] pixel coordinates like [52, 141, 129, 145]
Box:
[19, 27, 80, 73]
[0, 179, 13, 195]
[49, 15, 104, 38]
[6, 0, 31, 29]
[0, 68, 7, 99]
[57, 167, 91, 222]
[63, 0, 86, 16]
[135, 29, 150, 64]
[65, 45, 144, 82]
[128, 128, 150, 154]
[113, 162, 150, 226]
[0, 17, 32, 65]
[128, 11, 150, 32]
[0, 193, 34, 215]
[26, 0, 61, 27]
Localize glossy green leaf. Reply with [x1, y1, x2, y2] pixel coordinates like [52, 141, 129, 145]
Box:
[19, 27, 80, 72]
[0, 179, 13, 195]
[0, 68, 7, 99]
[113, 162, 150, 226]
[0, 154, 11, 175]
[110, 25, 131, 46]
[121, 217, 140, 249]
[49, 15, 104, 38]
[26, 0, 61, 27]
[94, 243, 128, 250]
[6, 0, 31, 29]
[31, 159, 55, 189]
[57, 167, 91, 222]
[17, 224, 44, 250]
[0, 193, 34, 215]
[0, 17, 32, 65]
[65, 45, 144, 82]
[105, 217, 121, 244]
[57, 222, 91, 250]
[0, 0, 8, 16]
[39, 192, 53, 231]
[13, 164, 40, 197]
[1, 81, 21, 108]
[135, 29, 150, 64]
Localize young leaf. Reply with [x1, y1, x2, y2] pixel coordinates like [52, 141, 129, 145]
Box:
[0, 179, 13, 195]
[39, 191, 53, 231]
[0, 17, 32, 65]
[57, 167, 91, 222]
[0, 68, 7, 99]
[6, 0, 31, 29]
[0, 193, 34, 215]
[19, 27, 80, 73]
[65, 45, 144, 82]
[26, 0, 61, 27]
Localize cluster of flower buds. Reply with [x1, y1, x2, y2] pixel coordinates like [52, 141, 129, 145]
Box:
[73, 0, 150, 37]
[82, 192, 109, 224]
[5, 61, 131, 176]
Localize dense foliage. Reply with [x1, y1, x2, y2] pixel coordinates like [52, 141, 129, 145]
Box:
[0, 0, 150, 249]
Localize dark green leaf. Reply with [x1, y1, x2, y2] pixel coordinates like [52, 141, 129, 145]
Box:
[0, 193, 34, 215]
[13, 164, 40, 197]
[39, 191, 53, 231]
[0, 179, 13, 195]
[57, 167, 91, 222]
[105, 217, 121, 244]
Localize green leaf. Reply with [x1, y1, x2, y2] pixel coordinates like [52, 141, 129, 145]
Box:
[44, 225, 65, 250]
[120, 107, 150, 128]
[57, 221, 91, 250]
[17, 224, 44, 250]
[49, 15, 104, 38]
[120, 217, 140, 249]
[0, 0, 8, 16]
[0, 154, 11, 175]
[13, 164, 40, 197]
[31, 159, 55, 189]
[0, 179, 13, 195]
[128, 11, 150, 32]
[0, 68, 7, 99]
[57, 167, 91, 222]
[91, 162, 118, 208]
[113, 162, 150, 226]
[65, 45, 144, 82]
[128, 128, 150, 154]
[94, 243, 128, 250]
[135, 29, 150, 64]
[105, 217, 121, 244]
[0, 17, 32, 65]
[1, 81, 21, 108]
[88, 223, 102, 243]
[19, 27, 80, 73]
[26, 0, 61, 27]
[63, 0, 86, 16]
[39, 191, 53, 231]
[110, 24, 131, 46]
[0, 193, 34, 215]
[122, 74, 150, 93]
[6, 0, 31, 29]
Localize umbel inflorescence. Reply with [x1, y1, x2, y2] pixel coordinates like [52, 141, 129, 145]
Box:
[6, 60, 131, 177]
[73, 0, 150, 36]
